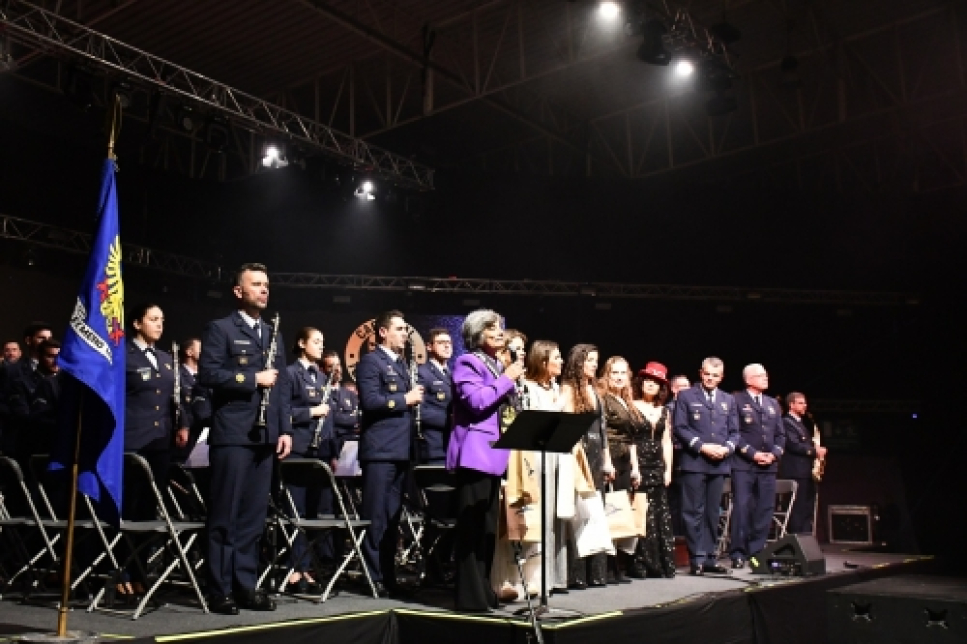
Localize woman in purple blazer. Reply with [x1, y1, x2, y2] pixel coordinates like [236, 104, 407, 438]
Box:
[447, 309, 525, 612]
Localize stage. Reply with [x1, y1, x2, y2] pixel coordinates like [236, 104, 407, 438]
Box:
[0, 547, 936, 643]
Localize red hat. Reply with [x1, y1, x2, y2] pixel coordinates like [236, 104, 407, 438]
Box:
[638, 361, 668, 384]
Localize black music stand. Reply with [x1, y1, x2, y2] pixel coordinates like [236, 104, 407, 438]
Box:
[494, 410, 597, 620]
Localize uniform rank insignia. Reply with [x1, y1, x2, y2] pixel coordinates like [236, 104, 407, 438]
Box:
[389, 383, 397, 392]
[236, 374, 245, 383]
[693, 412, 701, 420]
[437, 391, 446, 400]
[767, 406, 775, 415]
[239, 357, 248, 365]
[165, 363, 171, 370]
[139, 367, 152, 381]
[388, 400, 396, 409]
[720, 403, 728, 411]
[309, 389, 317, 397]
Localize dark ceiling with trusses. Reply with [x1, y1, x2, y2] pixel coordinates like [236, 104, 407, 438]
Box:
[2, 0, 966, 191]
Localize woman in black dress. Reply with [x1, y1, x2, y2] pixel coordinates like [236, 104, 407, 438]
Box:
[630, 362, 676, 578]
[600, 355, 647, 580]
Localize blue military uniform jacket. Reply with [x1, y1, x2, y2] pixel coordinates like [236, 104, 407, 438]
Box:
[198, 311, 292, 446]
[417, 361, 453, 462]
[125, 340, 182, 451]
[673, 385, 740, 475]
[331, 386, 360, 443]
[286, 360, 337, 459]
[778, 413, 816, 479]
[9, 370, 61, 459]
[731, 390, 785, 472]
[356, 347, 413, 462]
[179, 365, 213, 431]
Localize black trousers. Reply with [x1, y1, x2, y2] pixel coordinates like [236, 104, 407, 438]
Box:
[787, 476, 817, 534]
[361, 460, 408, 583]
[680, 471, 725, 565]
[207, 445, 274, 597]
[453, 467, 499, 611]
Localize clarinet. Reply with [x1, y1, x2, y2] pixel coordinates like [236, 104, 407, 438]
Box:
[256, 312, 281, 428]
[309, 371, 335, 452]
[172, 341, 182, 426]
[409, 343, 425, 441]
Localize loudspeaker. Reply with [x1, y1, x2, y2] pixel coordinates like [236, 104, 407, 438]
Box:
[749, 534, 826, 576]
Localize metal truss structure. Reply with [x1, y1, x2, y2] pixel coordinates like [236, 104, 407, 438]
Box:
[450, 3, 967, 190]
[2, 213, 915, 306]
[0, 0, 434, 190]
[810, 399, 920, 414]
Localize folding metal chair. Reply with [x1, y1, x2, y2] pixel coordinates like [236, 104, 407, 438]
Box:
[0, 455, 63, 598]
[87, 452, 208, 619]
[410, 465, 457, 585]
[274, 458, 377, 602]
[715, 476, 733, 559]
[770, 479, 798, 540]
[27, 455, 124, 600]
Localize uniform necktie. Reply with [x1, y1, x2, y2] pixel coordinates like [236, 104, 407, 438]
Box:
[144, 346, 158, 370]
[308, 366, 318, 383]
[755, 395, 761, 406]
[706, 389, 714, 404]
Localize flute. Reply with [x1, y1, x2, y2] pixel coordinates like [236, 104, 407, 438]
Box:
[256, 312, 281, 428]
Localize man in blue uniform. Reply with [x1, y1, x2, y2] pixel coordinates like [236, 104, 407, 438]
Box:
[199, 263, 292, 615]
[321, 350, 359, 452]
[174, 337, 212, 461]
[417, 328, 453, 465]
[1, 322, 52, 458]
[356, 310, 424, 596]
[780, 392, 826, 534]
[673, 357, 739, 575]
[729, 364, 785, 568]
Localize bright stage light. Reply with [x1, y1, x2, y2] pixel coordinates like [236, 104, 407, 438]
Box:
[598, 2, 620, 20]
[675, 60, 694, 77]
[262, 145, 288, 168]
[354, 180, 376, 200]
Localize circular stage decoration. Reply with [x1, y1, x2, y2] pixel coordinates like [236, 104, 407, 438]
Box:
[344, 318, 426, 381]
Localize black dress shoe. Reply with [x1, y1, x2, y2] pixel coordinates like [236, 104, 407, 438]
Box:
[551, 587, 569, 595]
[209, 594, 239, 615]
[235, 589, 276, 611]
[588, 578, 607, 588]
[567, 580, 587, 590]
[702, 563, 729, 574]
[689, 564, 704, 576]
[731, 558, 745, 569]
[606, 569, 618, 585]
[614, 569, 632, 584]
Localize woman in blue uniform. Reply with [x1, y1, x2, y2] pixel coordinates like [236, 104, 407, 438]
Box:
[121, 303, 187, 596]
[284, 326, 335, 592]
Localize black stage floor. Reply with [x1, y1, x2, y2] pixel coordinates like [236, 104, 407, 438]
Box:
[0, 547, 936, 643]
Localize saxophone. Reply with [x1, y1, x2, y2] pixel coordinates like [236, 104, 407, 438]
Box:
[256, 312, 280, 428]
[810, 413, 825, 482]
[172, 341, 182, 427]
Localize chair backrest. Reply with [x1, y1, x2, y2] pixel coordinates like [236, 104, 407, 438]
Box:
[775, 479, 798, 496]
[412, 465, 455, 493]
[0, 455, 26, 516]
[280, 458, 335, 490]
[123, 452, 166, 522]
[167, 462, 207, 520]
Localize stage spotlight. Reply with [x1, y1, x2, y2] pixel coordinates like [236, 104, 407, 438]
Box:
[262, 145, 289, 168]
[354, 179, 376, 200]
[598, 2, 620, 20]
[636, 20, 671, 66]
[113, 82, 134, 109]
[675, 60, 694, 77]
[176, 106, 197, 132]
[205, 118, 230, 153]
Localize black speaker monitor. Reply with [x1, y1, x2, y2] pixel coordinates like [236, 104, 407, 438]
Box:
[749, 534, 826, 576]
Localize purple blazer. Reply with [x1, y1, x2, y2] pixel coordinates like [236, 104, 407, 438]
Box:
[446, 352, 516, 476]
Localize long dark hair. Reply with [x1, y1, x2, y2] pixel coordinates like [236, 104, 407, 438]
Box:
[525, 340, 558, 383]
[632, 374, 669, 406]
[563, 343, 598, 413]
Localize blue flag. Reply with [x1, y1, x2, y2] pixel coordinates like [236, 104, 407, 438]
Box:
[50, 158, 125, 524]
